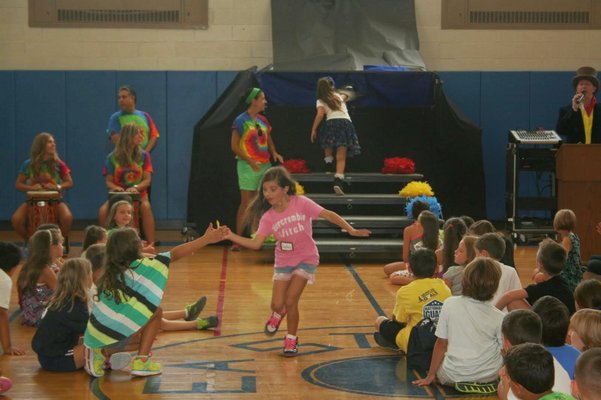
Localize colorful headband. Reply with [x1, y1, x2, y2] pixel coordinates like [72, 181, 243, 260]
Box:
[245, 87, 262, 105]
[325, 76, 335, 87]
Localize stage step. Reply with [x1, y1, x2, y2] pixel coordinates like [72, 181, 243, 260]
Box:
[263, 237, 403, 255]
[313, 215, 409, 235]
[292, 172, 423, 183]
[305, 193, 408, 206]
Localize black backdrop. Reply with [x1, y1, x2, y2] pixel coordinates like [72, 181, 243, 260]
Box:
[187, 68, 486, 232]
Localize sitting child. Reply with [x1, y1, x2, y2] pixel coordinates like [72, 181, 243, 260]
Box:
[572, 348, 601, 400]
[496, 239, 574, 315]
[574, 279, 601, 310]
[532, 296, 580, 379]
[500, 343, 574, 400]
[388, 211, 442, 286]
[413, 257, 504, 392]
[383, 200, 430, 277]
[443, 235, 477, 295]
[568, 308, 601, 351]
[474, 233, 521, 310]
[17, 229, 61, 326]
[0, 242, 24, 356]
[553, 209, 583, 292]
[374, 249, 451, 353]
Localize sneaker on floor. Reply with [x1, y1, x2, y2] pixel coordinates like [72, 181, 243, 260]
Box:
[333, 177, 347, 195]
[373, 332, 400, 351]
[196, 315, 219, 330]
[106, 352, 133, 371]
[264, 311, 286, 336]
[454, 381, 497, 394]
[185, 296, 207, 321]
[131, 355, 162, 377]
[84, 346, 106, 377]
[283, 336, 298, 356]
[0, 376, 13, 395]
[230, 244, 241, 252]
[324, 161, 335, 173]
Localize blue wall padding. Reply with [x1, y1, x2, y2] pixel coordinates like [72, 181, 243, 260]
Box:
[0, 70, 575, 222]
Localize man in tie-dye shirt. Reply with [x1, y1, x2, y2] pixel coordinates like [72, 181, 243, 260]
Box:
[107, 85, 160, 152]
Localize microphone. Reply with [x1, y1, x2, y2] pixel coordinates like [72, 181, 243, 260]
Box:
[576, 92, 586, 104]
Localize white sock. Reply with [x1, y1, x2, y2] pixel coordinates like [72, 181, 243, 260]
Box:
[286, 334, 297, 340]
[324, 156, 334, 163]
[334, 173, 345, 179]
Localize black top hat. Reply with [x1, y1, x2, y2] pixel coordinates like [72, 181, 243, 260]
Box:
[572, 66, 599, 89]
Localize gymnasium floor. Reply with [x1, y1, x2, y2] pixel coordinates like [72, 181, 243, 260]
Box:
[0, 230, 536, 400]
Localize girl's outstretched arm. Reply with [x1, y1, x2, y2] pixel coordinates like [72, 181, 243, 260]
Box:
[225, 229, 266, 250]
[319, 209, 371, 237]
[310, 107, 326, 143]
[169, 223, 227, 262]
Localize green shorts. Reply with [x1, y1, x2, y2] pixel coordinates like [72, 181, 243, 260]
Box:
[237, 159, 270, 191]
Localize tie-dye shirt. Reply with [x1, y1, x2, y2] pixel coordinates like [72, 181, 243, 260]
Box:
[232, 112, 271, 163]
[107, 109, 160, 151]
[103, 151, 153, 199]
[19, 159, 71, 186]
[84, 252, 170, 348]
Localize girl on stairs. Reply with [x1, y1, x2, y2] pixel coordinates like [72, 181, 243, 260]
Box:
[310, 76, 361, 195]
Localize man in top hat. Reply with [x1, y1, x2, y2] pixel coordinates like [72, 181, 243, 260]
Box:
[556, 66, 601, 144]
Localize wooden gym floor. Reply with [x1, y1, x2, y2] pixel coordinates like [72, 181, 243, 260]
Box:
[0, 229, 538, 400]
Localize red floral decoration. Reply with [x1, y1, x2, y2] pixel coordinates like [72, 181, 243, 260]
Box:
[282, 159, 311, 173]
[381, 157, 415, 174]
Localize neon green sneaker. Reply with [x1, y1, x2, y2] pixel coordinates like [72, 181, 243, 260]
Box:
[185, 296, 207, 321]
[131, 356, 162, 377]
[196, 316, 219, 330]
[84, 346, 106, 377]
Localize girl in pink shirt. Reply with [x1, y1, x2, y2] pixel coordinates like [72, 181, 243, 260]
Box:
[225, 166, 370, 356]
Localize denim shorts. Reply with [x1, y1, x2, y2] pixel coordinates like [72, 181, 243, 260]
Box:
[273, 263, 317, 284]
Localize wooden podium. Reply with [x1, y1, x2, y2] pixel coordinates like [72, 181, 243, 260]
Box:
[556, 144, 601, 262]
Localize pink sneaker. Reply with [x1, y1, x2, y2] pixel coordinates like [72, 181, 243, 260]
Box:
[264, 310, 286, 336]
[283, 336, 298, 356]
[0, 376, 13, 395]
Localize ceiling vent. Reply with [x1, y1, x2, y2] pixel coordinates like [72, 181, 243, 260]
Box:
[442, 0, 601, 29]
[29, 0, 208, 29]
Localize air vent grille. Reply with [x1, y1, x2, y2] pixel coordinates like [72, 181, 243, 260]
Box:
[57, 9, 180, 24]
[470, 11, 589, 25]
[29, 0, 208, 29]
[442, 0, 601, 29]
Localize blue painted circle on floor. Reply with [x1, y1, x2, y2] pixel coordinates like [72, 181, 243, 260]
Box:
[302, 354, 432, 397]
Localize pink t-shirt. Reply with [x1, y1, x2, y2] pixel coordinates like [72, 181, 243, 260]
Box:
[257, 195, 324, 268]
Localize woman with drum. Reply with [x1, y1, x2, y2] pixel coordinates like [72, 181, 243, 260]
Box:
[98, 123, 155, 245]
[11, 132, 73, 247]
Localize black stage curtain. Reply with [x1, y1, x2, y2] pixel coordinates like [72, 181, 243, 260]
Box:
[187, 70, 485, 232]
